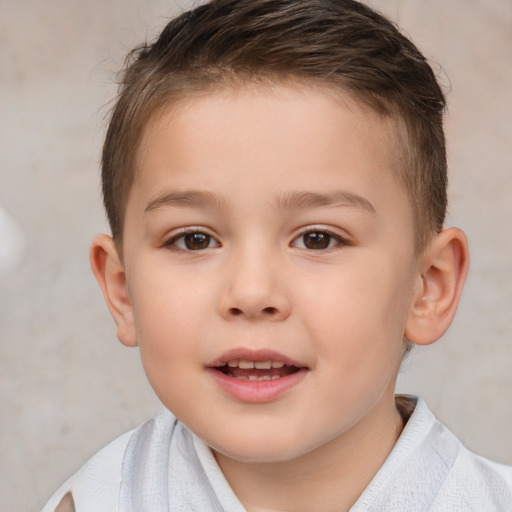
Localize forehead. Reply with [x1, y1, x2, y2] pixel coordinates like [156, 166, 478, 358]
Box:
[130, 84, 410, 225]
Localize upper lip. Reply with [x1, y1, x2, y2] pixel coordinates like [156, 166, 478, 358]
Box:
[206, 348, 307, 369]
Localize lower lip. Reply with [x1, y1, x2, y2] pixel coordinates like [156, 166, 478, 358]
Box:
[206, 368, 308, 403]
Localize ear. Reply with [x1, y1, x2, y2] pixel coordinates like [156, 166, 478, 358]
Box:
[405, 228, 469, 346]
[89, 234, 138, 347]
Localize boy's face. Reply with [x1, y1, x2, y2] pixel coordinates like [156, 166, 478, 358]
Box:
[120, 84, 420, 463]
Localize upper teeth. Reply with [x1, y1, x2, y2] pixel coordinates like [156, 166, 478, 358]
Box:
[226, 359, 285, 369]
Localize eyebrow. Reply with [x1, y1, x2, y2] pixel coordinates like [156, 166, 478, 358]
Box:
[274, 190, 376, 214]
[144, 190, 227, 214]
[144, 189, 376, 215]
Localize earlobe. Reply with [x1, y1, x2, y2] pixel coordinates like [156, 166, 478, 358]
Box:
[405, 228, 469, 346]
[89, 234, 138, 347]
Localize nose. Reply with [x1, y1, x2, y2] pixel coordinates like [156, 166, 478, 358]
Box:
[217, 250, 292, 322]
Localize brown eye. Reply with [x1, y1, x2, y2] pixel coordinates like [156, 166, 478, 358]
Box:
[184, 232, 212, 250]
[168, 231, 219, 251]
[292, 230, 345, 250]
[302, 232, 331, 249]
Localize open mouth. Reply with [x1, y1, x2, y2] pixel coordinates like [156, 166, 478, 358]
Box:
[207, 353, 308, 402]
[213, 359, 301, 381]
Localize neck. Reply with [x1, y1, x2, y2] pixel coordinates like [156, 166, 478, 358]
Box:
[214, 394, 404, 512]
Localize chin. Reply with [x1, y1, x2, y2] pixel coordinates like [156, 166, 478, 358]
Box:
[206, 430, 314, 464]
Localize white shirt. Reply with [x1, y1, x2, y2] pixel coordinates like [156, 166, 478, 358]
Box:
[41, 396, 512, 511]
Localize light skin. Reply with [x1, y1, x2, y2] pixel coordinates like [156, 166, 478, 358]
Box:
[91, 84, 469, 512]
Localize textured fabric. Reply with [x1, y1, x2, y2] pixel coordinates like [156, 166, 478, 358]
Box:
[41, 397, 512, 512]
[351, 397, 512, 511]
[119, 413, 173, 511]
[40, 430, 131, 512]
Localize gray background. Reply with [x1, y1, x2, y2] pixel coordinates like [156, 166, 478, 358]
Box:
[1, 1, 511, 510]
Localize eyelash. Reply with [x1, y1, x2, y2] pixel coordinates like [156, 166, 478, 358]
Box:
[162, 227, 349, 252]
[291, 228, 349, 251]
[163, 228, 220, 251]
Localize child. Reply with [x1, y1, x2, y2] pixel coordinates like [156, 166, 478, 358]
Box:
[42, 0, 512, 510]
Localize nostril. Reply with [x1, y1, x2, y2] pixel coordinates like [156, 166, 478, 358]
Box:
[228, 306, 279, 317]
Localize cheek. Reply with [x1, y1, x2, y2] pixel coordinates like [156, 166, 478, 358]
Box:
[128, 268, 211, 376]
[299, 254, 415, 363]
[295, 260, 413, 430]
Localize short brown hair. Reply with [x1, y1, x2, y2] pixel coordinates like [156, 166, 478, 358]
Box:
[102, 0, 447, 251]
